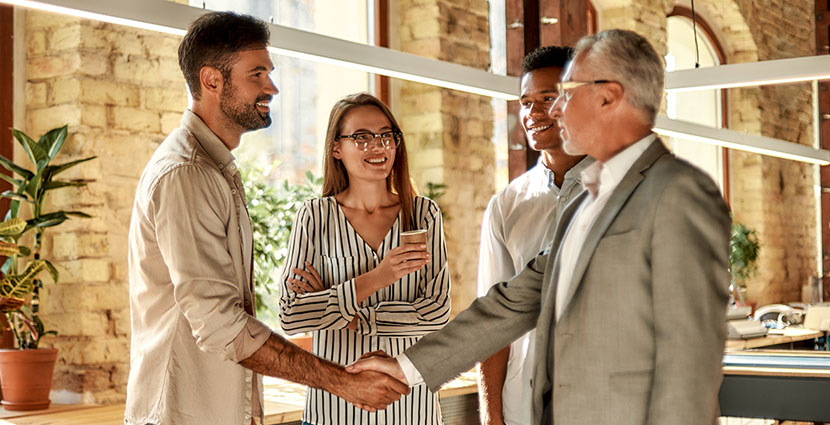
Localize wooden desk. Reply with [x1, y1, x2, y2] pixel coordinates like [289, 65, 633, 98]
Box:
[0, 371, 478, 425]
[724, 327, 823, 351]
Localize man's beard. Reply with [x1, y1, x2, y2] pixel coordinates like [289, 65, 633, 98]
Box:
[220, 81, 272, 132]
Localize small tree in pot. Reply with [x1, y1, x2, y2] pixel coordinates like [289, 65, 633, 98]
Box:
[0, 125, 95, 410]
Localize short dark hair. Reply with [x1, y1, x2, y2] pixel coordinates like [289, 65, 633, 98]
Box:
[178, 11, 270, 100]
[521, 46, 572, 74]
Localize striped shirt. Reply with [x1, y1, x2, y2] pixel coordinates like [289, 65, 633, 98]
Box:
[279, 195, 451, 425]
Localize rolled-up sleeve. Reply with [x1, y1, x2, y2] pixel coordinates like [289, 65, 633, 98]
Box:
[151, 164, 253, 362]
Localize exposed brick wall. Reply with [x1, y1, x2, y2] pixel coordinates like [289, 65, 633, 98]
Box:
[24, 11, 184, 404]
[729, 0, 817, 305]
[396, 0, 494, 314]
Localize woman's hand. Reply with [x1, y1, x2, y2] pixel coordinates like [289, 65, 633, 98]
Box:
[288, 261, 325, 294]
[372, 244, 430, 288]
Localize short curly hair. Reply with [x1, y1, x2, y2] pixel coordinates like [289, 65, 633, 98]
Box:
[178, 11, 270, 100]
[521, 46, 572, 75]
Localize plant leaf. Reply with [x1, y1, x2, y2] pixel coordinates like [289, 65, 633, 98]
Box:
[0, 274, 35, 299]
[42, 125, 68, 163]
[0, 155, 34, 180]
[47, 156, 97, 177]
[0, 217, 26, 236]
[43, 180, 89, 190]
[17, 246, 31, 256]
[0, 173, 23, 188]
[0, 241, 20, 256]
[0, 190, 30, 203]
[43, 260, 59, 283]
[12, 128, 48, 165]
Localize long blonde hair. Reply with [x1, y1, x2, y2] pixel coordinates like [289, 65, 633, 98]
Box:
[322, 93, 417, 231]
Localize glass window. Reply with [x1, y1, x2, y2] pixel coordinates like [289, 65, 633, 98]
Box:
[665, 15, 725, 193]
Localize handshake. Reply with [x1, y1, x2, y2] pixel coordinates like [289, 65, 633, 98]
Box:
[333, 351, 411, 412]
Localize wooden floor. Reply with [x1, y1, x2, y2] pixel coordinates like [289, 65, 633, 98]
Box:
[0, 371, 478, 425]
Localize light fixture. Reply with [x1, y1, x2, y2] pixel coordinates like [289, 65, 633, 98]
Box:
[665, 55, 830, 92]
[0, 0, 520, 100]
[654, 115, 830, 165]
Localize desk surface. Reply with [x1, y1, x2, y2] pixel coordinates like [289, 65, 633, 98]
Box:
[0, 371, 478, 425]
[724, 327, 823, 351]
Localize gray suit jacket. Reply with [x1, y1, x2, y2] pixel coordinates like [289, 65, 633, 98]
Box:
[406, 139, 730, 425]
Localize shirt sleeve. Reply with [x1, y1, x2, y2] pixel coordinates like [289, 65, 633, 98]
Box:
[396, 353, 424, 386]
[150, 164, 255, 362]
[232, 316, 273, 362]
[279, 202, 361, 334]
[353, 199, 451, 337]
[477, 194, 514, 297]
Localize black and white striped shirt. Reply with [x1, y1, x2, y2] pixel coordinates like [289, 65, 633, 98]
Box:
[279, 195, 451, 425]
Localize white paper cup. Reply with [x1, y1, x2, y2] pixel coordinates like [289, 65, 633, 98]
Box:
[400, 229, 427, 245]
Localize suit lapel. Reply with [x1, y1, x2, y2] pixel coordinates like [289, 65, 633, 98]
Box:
[559, 140, 670, 315]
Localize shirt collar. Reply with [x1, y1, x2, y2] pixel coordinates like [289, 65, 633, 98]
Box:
[536, 155, 595, 189]
[580, 133, 657, 198]
[181, 110, 235, 170]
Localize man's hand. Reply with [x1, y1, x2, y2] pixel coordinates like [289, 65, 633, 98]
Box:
[346, 351, 407, 383]
[332, 369, 410, 412]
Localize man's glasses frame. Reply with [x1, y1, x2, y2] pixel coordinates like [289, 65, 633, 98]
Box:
[556, 80, 617, 102]
[337, 131, 403, 151]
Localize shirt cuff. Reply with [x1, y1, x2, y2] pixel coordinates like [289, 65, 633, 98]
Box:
[395, 353, 424, 386]
[355, 307, 376, 335]
[232, 316, 272, 362]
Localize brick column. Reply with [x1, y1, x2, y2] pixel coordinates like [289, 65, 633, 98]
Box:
[24, 11, 185, 403]
[396, 0, 495, 314]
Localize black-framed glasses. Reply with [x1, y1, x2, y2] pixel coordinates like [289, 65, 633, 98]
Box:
[556, 80, 616, 102]
[337, 131, 402, 151]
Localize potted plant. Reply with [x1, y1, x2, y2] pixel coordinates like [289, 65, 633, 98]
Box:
[730, 220, 761, 305]
[0, 125, 95, 410]
[240, 161, 320, 351]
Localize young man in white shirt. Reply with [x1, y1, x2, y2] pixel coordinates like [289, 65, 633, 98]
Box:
[476, 46, 591, 425]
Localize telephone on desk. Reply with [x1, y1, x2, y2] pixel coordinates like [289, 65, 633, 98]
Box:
[725, 304, 768, 339]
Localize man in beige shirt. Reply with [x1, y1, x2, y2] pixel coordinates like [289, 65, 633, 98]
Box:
[125, 12, 407, 425]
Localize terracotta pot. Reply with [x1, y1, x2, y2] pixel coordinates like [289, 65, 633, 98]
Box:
[0, 348, 58, 411]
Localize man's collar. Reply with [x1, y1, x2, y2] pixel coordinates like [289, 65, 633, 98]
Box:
[580, 133, 656, 197]
[181, 110, 235, 169]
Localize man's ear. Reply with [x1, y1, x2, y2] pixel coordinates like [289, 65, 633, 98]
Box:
[199, 66, 224, 98]
[600, 81, 624, 109]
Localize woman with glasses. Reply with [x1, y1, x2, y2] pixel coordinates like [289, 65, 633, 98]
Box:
[279, 93, 451, 425]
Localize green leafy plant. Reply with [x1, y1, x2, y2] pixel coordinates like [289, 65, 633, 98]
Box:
[730, 221, 761, 288]
[424, 182, 447, 219]
[240, 161, 321, 326]
[0, 125, 96, 349]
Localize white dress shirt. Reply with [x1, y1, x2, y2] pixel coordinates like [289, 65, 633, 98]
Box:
[554, 134, 655, 321]
[476, 157, 591, 425]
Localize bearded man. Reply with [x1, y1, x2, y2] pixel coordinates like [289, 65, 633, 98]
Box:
[125, 11, 407, 425]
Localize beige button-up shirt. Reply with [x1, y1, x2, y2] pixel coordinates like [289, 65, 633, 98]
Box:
[126, 110, 271, 425]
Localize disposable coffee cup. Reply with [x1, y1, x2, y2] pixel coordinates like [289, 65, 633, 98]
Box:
[400, 229, 427, 245]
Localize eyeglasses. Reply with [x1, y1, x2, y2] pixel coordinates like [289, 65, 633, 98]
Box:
[337, 131, 402, 151]
[556, 80, 616, 102]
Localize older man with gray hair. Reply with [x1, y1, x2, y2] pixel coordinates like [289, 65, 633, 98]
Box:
[349, 29, 730, 425]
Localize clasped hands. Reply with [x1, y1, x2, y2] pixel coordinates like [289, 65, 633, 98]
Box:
[342, 350, 410, 412]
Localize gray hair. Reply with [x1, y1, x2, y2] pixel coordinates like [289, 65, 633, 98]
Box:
[573, 29, 664, 125]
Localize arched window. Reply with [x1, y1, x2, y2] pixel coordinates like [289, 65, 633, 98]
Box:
[665, 9, 730, 200]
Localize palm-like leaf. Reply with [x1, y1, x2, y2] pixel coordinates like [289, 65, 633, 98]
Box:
[0, 217, 26, 236]
[45, 156, 97, 177]
[11, 129, 47, 167]
[0, 155, 34, 180]
[42, 125, 68, 164]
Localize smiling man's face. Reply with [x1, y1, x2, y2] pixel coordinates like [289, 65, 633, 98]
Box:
[519, 66, 564, 152]
[219, 48, 278, 132]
